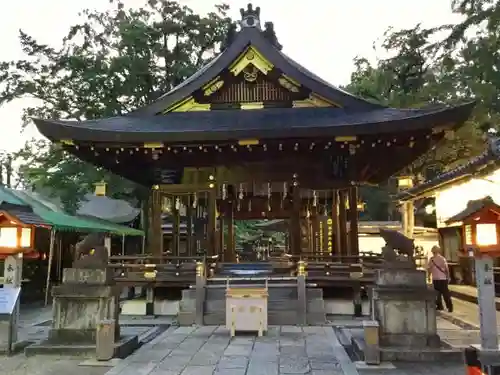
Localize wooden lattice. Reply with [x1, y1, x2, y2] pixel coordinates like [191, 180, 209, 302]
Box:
[210, 74, 295, 104]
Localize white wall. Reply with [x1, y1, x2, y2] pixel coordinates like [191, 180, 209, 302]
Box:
[434, 168, 500, 228]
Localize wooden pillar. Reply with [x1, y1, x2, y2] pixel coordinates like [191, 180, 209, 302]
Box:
[186, 194, 193, 256]
[149, 189, 163, 256]
[348, 187, 360, 257]
[291, 185, 302, 255]
[195, 203, 202, 254]
[338, 189, 348, 259]
[332, 190, 341, 257]
[320, 214, 327, 254]
[207, 189, 217, 256]
[172, 196, 180, 256]
[402, 201, 415, 238]
[306, 215, 312, 252]
[219, 215, 225, 260]
[226, 201, 235, 262]
[312, 209, 320, 255]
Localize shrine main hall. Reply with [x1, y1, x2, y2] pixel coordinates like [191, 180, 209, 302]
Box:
[33, 4, 473, 263]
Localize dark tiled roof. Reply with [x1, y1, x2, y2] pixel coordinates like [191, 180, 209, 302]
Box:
[445, 196, 500, 223]
[0, 203, 49, 226]
[395, 136, 500, 201]
[6, 208, 48, 226]
[33, 103, 475, 144]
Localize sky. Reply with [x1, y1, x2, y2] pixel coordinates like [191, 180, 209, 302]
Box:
[0, 0, 462, 153]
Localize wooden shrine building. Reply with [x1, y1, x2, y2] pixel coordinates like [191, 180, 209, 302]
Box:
[33, 4, 474, 263]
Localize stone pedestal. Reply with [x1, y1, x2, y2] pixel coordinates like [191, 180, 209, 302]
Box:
[372, 266, 439, 361]
[48, 268, 120, 343]
[25, 268, 139, 358]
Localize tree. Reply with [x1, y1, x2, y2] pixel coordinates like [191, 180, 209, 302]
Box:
[0, 0, 233, 211]
[346, 23, 485, 180]
[345, 15, 500, 219]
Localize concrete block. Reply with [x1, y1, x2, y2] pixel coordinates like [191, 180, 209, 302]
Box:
[182, 288, 196, 300]
[307, 299, 325, 312]
[306, 288, 323, 299]
[121, 300, 147, 316]
[177, 312, 196, 326]
[0, 319, 14, 347]
[363, 320, 380, 365]
[306, 313, 326, 325]
[96, 319, 115, 361]
[154, 300, 179, 316]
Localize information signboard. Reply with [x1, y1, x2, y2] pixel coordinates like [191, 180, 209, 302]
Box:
[0, 287, 21, 316]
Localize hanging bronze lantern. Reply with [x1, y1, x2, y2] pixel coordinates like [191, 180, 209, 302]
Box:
[222, 183, 227, 200]
[267, 182, 272, 211]
[162, 196, 172, 213]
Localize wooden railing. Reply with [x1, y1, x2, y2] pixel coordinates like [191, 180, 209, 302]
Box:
[108, 255, 218, 286]
[108, 252, 429, 289]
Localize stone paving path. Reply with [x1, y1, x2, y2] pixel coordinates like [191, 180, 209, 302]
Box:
[0, 355, 110, 375]
[105, 325, 352, 375]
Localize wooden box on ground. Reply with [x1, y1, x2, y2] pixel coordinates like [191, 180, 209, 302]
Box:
[225, 286, 268, 336]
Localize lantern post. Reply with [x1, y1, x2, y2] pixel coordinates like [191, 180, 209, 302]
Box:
[447, 197, 500, 374]
[0, 214, 36, 288]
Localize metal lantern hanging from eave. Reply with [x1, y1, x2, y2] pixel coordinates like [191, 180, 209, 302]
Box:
[446, 196, 500, 257]
[0, 210, 38, 258]
[397, 175, 413, 189]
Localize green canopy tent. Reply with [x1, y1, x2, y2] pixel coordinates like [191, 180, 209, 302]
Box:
[0, 186, 144, 304]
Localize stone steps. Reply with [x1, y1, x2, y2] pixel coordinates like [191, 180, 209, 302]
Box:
[177, 281, 326, 326]
[203, 284, 326, 326]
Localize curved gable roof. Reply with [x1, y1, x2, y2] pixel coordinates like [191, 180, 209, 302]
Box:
[130, 26, 383, 116]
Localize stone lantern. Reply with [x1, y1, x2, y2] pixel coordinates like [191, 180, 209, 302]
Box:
[446, 196, 500, 368]
[446, 196, 500, 257]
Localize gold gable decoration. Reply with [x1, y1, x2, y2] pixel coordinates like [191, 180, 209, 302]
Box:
[210, 72, 295, 104]
[292, 94, 338, 108]
[163, 45, 340, 112]
[164, 97, 211, 113]
[229, 46, 274, 76]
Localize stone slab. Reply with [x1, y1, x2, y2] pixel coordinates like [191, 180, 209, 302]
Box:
[24, 334, 139, 358]
[78, 358, 122, 367]
[101, 325, 356, 375]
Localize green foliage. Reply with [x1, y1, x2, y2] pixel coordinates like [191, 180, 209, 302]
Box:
[359, 186, 392, 221]
[0, 0, 233, 211]
[230, 220, 287, 247]
[346, 2, 500, 217]
[346, 23, 486, 179]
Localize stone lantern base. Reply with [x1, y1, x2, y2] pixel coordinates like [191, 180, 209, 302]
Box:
[371, 265, 442, 361]
[25, 268, 138, 358]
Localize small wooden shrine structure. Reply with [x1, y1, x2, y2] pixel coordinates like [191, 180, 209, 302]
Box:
[34, 4, 474, 263]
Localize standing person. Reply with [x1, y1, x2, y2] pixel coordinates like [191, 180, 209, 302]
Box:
[427, 245, 453, 312]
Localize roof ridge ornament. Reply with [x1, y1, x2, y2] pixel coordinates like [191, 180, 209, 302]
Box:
[262, 21, 282, 50]
[240, 3, 261, 29]
[223, 4, 282, 51]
